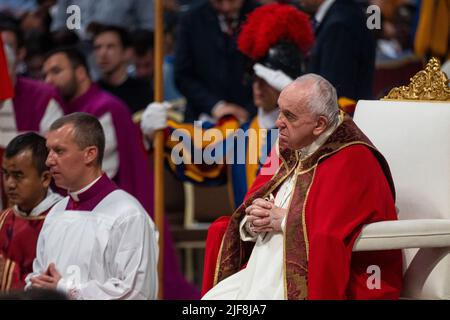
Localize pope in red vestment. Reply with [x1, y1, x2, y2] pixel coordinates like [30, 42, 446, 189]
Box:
[203, 75, 403, 300]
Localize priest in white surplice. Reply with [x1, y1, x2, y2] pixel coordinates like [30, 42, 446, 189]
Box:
[25, 112, 159, 300]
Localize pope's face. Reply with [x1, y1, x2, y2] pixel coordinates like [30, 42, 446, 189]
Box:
[276, 84, 322, 150]
[45, 123, 87, 192]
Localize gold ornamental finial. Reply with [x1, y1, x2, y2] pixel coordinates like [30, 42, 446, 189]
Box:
[383, 57, 450, 101]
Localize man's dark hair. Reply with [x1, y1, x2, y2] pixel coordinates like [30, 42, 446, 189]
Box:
[44, 46, 90, 75]
[5, 132, 49, 175]
[49, 112, 105, 166]
[91, 24, 131, 49]
[131, 29, 154, 56]
[51, 29, 81, 48]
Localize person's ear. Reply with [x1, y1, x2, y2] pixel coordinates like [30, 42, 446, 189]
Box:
[84, 146, 99, 165]
[41, 170, 52, 189]
[312, 115, 329, 136]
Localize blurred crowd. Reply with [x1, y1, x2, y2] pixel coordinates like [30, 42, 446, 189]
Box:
[2, 0, 446, 120]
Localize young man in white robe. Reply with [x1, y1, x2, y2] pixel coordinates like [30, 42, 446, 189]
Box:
[1, 132, 62, 291]
[25, 112, 159, 300]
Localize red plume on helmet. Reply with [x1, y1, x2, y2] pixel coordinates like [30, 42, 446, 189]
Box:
[237, 3, 315, 60]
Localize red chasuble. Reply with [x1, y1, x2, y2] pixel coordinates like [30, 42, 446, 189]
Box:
[0, 208, 49, 290]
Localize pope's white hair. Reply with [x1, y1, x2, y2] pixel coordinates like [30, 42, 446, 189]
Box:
[293, 74, 340, 127]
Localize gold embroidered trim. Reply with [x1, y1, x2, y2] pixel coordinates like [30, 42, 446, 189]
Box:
[1, 259, 11, 291]
[213, 233, 226, 287]
[300, 169, 317, 262]
[5, 260, 15, 291]
[0, 210, 12, 232]
[282, 170, 299, 299]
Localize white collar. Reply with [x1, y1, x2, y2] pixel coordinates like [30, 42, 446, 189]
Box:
[257, 107, 280, 129]
[14, 189, 63, 218]
[315, 0, 335, 25]
[299, 113, 342, 160]
[69, 175, 102, 202]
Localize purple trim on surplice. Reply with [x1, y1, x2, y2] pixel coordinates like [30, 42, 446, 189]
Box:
[65, 174, 118, 211]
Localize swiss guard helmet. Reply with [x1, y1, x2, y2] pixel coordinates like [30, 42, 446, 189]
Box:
[237, 3, 315, 90]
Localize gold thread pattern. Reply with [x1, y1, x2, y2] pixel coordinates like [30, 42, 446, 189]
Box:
[384, 57, 450, 101]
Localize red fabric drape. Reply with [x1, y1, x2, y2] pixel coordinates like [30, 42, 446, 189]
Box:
[0, 38, 15, 100]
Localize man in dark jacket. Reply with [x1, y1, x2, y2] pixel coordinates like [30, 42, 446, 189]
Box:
[301, 0, 376, 100]
[174, 0, 259, 122]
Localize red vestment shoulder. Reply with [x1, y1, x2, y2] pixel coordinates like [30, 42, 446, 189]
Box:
[306, 145, 403, 299]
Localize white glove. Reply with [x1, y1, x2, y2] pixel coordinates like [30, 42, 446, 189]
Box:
[253, 63, 293, 92]
[140, 101, 170, 137]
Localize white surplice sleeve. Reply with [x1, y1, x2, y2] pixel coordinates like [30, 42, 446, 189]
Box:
[57, 211, 159, 300]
